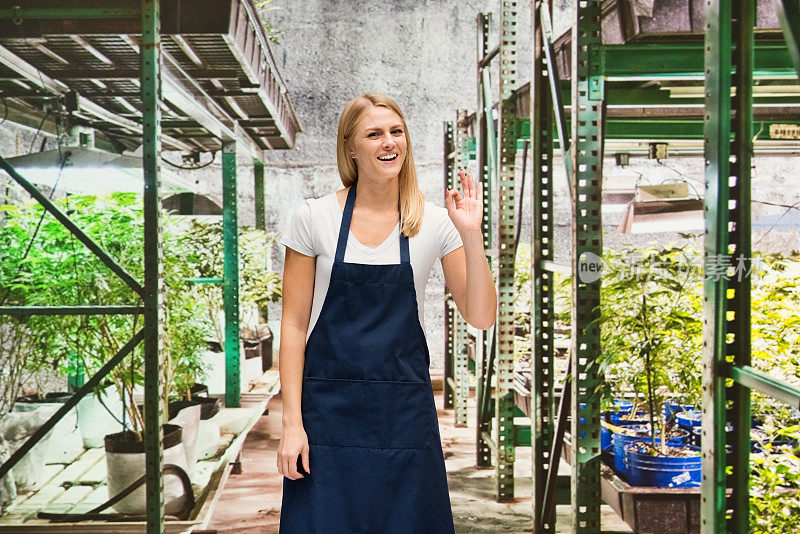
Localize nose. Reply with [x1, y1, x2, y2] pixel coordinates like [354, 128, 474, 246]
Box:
[381, 132, 395, 148]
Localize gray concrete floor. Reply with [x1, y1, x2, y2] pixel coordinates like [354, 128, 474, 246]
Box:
[206, 378, 631, 533]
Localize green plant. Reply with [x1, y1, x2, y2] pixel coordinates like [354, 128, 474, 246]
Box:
[0, 190, 213, 437]
[254, 0, 283, 44]
[0, 190, 145, 430]
[750, 446, 800, 533]
[752, 252, 800, 407]
[161, 220, 212, 403]
[597, 244, 704, 450]
[172, 219, 281, 348]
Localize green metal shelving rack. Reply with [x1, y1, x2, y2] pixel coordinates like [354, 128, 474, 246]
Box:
[0, 2, 297, 532]
[702, 1, 800, 533]
[447, 0, 800, 532]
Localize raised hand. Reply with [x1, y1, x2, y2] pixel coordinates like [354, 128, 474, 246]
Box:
[445, 168, 484, 237]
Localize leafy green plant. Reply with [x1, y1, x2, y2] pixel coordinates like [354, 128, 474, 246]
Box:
[0, 191, 213, 438]
[751, 252, 800, 421]
[750, 446, 800, 534]
[171, 219, 281, 348]
[597, 245, 704, 449]
[161, 223, 211, 403]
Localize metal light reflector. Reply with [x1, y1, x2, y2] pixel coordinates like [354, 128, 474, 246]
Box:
[2, 147, 193, 194]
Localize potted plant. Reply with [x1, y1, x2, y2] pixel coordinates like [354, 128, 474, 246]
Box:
[104, 423, 189, 515]
[597, 244, 704, 482]
[171, 220, 282, 390]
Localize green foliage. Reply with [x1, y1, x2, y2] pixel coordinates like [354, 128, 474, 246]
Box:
[0, 191, 217, 435]
[1, 190, 145, 390]
[253, 0, 283, 45]
[513, 241, 800, 530]
[171, 219, 281, 347]
[751, 252, 800, 421]
[598, 244, 704, 437]
[161, 225, 212, 403]
[750, 445, 800, 534]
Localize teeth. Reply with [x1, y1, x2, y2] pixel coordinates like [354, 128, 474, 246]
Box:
[378, 154, 397, 160]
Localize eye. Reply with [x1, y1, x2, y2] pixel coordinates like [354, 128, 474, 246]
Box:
[392, 129, 403, 135]
[368, 132, 380, 137]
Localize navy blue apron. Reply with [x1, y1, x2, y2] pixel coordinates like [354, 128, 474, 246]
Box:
[280, 185, 455, 534]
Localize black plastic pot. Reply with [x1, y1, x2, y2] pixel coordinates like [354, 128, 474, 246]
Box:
[104, 423, 183, 454]
[260, 329, 273, 371]
[243, 339, 261, 360]
[169, 397, 221, 421]
[243, 328, 274, 372]
[15, 391, 74, 404]
[190, 383, 209, 398]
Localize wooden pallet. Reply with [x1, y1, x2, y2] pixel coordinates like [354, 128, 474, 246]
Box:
[0, 370, 280, 534]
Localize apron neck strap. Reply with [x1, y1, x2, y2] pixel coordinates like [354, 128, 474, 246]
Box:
[335, 184, 409, 264]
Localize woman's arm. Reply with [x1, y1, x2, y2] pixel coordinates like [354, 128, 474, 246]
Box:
[441, 236, 496, 330]
[442, 170, 497, 330]
[277, 246, 316, 479]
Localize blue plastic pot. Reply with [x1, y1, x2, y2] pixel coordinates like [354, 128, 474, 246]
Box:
[612, 425, 651, 477]
[609, 410, 647, 425]
[612, 428, 690, 479]
[751, 427, 800, 453]
[614, 399, 633, 413]
[607, 399, 633, 422]
[676, 410, 702, 445]
[663, 402, 695, 423]
[625, 443, 701, 488]
[601, 419, 647, 451]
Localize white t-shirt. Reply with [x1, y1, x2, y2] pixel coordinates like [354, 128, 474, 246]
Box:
[279, 190, 464, 342]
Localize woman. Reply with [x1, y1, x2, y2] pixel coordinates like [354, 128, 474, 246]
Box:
[277, 92, 496, 533]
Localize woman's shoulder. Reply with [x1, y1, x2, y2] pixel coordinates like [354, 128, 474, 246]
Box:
[294, 190, 339, 214]
[422, 199, 450, 223]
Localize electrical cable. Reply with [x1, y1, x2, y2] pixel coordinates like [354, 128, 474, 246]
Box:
[514, 139, 528, 254]
[657, 158, 800, 211]
[753, 199, 800, 247]
[160, 150, 218, 170]
[27, 111, 51, 154]
[0, 149, 70, 307]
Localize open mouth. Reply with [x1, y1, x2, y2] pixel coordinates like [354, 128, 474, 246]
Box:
[377, 153, 398, 162]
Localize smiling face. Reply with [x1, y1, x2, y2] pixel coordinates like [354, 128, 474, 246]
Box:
[349, 105, 407, 183]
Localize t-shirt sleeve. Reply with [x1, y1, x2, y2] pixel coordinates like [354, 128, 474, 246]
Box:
[438, 206, 464, 259]
[279, 200, 316, 257]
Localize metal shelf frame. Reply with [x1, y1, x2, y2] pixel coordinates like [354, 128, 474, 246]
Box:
[445, 0, 800, 532]
[0, 1, 290, 531]
[527, 1, 800, 533]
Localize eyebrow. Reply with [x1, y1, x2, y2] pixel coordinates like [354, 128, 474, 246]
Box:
[364, 124, 404, 132]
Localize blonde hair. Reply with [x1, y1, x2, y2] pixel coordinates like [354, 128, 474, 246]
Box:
[336, 92, 425, 238]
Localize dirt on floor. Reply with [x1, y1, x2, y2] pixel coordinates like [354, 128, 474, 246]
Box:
[205, 381, 631, 534]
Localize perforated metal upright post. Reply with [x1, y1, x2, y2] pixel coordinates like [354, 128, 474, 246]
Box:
[495, 0, 519, 502]
[569, 0, 604, 531]
[476, 11, 494, 470]
[531, 0, 557, 531]
[254, 158, 265, 231]
[453, 108, 471, 428]
[443, 120, 457, 410]
[141, 0, 165, 531]
[223, 141, 242, 408]
[702, 1, 754, 532]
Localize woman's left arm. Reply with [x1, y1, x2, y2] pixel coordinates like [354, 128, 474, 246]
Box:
[441, 169, 497, 330]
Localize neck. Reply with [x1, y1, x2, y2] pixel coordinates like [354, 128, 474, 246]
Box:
[354, 178, 399, 213]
